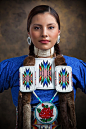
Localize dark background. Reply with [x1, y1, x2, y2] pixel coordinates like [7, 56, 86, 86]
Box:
[0, 0, 86, 128]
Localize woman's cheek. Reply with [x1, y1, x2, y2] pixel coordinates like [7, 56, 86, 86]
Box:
[51, 30, 59, 38]
[31, 31, 39, 39]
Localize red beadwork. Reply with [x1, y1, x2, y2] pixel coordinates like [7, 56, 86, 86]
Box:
[39, 106, 54, 119]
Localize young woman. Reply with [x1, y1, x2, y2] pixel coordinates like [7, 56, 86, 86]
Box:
[0, 5, 86, 129]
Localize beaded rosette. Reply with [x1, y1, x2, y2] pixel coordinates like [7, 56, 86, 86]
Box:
[35, 102, 58, 124]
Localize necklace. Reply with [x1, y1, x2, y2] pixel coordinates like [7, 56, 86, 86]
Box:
[34, 46, 54, 57]
[33, 91, 58, 124]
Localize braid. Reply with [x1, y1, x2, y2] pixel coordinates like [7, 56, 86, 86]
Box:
[29, 42, 35, 56]
[55, 55, 76, 129]
[54, 43, 61, 56]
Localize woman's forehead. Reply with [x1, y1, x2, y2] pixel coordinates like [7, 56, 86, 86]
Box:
[31, 12, 57, 25]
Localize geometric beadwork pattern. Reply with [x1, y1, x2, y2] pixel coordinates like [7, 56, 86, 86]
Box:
[32, 118, 59, 129]
[23, 68, 33, 90]
[55, 66, 73, 93]
[39, 60, 52, 87]
[59, 68, 69, 89]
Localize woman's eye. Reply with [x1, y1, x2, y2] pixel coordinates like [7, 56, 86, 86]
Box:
[49, 26, 54, 29]
[34, 27, 40, 30]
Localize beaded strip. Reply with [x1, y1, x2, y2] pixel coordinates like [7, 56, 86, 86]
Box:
[33, 91, 58, 103]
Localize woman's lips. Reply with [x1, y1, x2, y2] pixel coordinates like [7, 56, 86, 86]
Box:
[39, 40, 50, 43]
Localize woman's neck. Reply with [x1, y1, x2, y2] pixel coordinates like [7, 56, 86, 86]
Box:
[34, 46, 55, 58]
[35, 53, 56, 58]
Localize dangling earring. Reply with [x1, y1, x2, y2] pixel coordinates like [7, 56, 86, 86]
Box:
[27, 37, 31, 45]
[57, 35, 60, 44]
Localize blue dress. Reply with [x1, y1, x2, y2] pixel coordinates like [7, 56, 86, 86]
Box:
[0, 55, 86, 107]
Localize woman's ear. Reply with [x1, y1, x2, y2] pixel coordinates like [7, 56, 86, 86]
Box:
[28, 31, 31, 37]
[28, 32, 30, 37]
[58, 30, 61, 35]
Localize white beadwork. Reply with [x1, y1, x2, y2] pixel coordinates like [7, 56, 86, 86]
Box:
[34, 46, 54, 57]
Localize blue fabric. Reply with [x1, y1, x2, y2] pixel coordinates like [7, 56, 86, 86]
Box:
[0, 55, 86, 107]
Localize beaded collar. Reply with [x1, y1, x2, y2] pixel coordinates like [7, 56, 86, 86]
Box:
[34, 46, 54, 57]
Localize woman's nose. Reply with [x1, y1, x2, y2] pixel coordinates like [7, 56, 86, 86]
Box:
[41, 28, 48, 38]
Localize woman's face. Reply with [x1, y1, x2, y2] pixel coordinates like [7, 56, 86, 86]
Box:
[28, 12, 60, 50]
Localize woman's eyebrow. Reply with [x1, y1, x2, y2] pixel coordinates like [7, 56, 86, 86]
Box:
[33, 23, 56, 26]
[33, 24, 41, 26]
[47, 23, 56, 25]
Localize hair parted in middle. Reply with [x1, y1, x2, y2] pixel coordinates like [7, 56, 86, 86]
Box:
[27, 5, 61, 56]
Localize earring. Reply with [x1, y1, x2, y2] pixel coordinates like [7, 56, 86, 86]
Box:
[57, 35, 60, 44]
[27, 37, 31, 45]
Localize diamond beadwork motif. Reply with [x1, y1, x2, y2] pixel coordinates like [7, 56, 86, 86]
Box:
[59, 68, 69, 89]
[39, 60, 52, 87]
[22, 68, 33, 89]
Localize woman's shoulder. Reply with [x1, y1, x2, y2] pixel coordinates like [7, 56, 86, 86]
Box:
[63, 55, 79, 61]
[63, 55, 86, 69]
[63, 55, 80, 65]
[0, 55, 28, 70]
[4, 55, 28, 62]
[1, 55, 28, 63]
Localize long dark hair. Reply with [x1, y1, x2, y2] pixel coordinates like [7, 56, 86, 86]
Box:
[27, 5, 61, 56]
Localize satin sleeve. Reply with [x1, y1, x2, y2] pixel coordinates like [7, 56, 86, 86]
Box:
[64, 55, 86, 94]
[0, 55, 28, 106]
[75, 59, 86, 93]
[0, 60, 13, 92]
